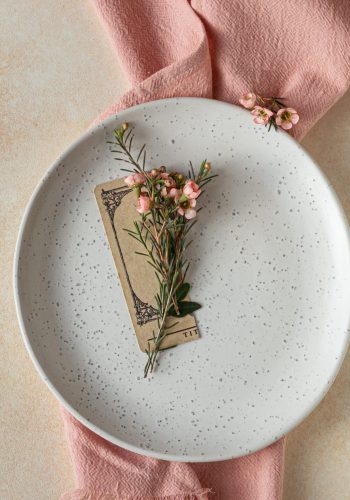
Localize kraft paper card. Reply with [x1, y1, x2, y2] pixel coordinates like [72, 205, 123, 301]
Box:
[94, 178, 199, 352]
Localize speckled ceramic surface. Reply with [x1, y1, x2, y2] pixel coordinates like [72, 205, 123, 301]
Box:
[14, 98, 350, 461]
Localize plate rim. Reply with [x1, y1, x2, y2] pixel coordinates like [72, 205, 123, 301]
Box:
[13, 97, 350, 462]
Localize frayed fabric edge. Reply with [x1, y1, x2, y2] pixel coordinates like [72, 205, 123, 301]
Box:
[61, 487, 212, 500]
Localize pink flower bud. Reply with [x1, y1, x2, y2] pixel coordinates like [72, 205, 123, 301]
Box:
[124, 172, 145, 188]
[239, 92, 257, 109]
[164, 178, 176, 188]
[136, 193, 151, 214]
[161, 186, 180, 200]
[168, 188, 180, 201]
[183, 180, 201, 199]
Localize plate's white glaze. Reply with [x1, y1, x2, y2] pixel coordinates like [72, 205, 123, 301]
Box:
[14, 98, 350, 461]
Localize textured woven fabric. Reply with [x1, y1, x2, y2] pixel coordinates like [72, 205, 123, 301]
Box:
[61, 408, 285, 500]
[61, 0, 350, 498]
[91, 0, 350, 140]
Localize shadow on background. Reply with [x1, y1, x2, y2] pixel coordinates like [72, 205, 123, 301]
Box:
[283, 89, 350, 500]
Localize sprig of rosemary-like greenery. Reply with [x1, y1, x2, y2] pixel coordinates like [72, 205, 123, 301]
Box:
[109, 124, 217, 377]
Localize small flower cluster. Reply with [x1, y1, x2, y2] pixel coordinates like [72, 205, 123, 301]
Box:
[239, 92, 299, 132]
[110, 123, 217, 377]
[125, 165, 210, 220]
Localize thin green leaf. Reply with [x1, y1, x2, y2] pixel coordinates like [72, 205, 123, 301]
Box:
[168, 300, 201, 317]
[137, 144, 146, 162]
[125, 128, 133, 144]
[176, 282, 190, 302]
[142, 149, 146, 170]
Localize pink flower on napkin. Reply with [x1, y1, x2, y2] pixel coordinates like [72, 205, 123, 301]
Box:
[239, 92, 257, 109]
[276, 108, 300, 130]
[251, 106, 274, 125]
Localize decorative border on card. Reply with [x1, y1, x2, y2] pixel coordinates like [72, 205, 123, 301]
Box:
[100, 186, 158, 326]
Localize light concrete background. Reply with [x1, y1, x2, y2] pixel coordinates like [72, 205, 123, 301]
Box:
[1, 1, 349, 499]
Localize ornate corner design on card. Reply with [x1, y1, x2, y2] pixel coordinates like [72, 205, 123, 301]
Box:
[100, 187, 158, 325]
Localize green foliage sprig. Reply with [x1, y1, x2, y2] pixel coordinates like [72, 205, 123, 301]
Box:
[109, 123, 217, 377]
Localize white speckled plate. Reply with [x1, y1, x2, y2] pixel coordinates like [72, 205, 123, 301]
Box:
[14, 98, 350, 461]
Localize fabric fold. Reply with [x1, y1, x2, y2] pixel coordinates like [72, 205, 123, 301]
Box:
[92, 0, 212, 123]
[61, 408, 212, 500]
[61, 407, 284, 500]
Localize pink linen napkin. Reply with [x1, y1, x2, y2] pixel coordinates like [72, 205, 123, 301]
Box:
[61, 1, 350, 498]
[61, 407, 285, 500]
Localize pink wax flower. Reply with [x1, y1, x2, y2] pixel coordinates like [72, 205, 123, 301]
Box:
[161, 172, 176, 188]
[169, 187, 180, 200]
[160, 172, 170, 178]
[183, 180, 201, 199]
[161, 186, 181, 200]
[238, 93, 299, 133]
[178, 198, 197, 219]
[275, 108, 299, 130]
[125, 172, 145, 187]
[136, 193, 151, 214]
[251, 106, 274, 125]
[239, 92, 257, 109]
[149, 169, 159, 178]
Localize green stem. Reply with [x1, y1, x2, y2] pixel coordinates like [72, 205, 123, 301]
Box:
[144, 271, 179, 377]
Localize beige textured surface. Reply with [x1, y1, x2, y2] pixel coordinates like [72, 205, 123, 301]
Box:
[0, 1, 349, 499]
